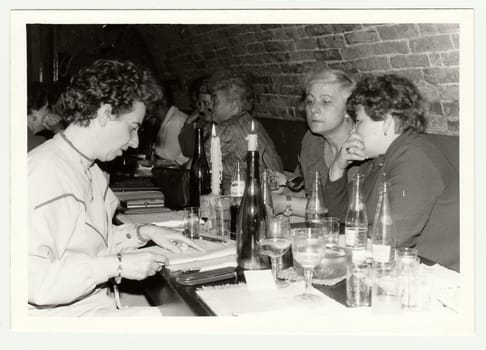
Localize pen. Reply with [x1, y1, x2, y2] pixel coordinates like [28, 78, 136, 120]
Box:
[198, 235, 229, 243]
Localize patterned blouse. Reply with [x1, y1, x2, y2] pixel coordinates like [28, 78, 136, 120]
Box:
[204, 112, 283, 191]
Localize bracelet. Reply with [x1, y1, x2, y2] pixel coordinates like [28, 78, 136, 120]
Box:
[114, 253, 122, 285]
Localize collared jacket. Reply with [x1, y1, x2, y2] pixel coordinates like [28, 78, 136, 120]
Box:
[28, 133, 149, 314]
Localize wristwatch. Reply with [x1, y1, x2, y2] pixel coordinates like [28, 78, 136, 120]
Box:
[283, 195, 293, 217]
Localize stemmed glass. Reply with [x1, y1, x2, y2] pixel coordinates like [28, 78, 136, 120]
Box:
[258, 215, 291, 287]
[291, 227, 326, 301]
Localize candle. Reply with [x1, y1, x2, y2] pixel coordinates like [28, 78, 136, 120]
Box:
[210, 124, 223, 195]
[247, 120, 258, 151]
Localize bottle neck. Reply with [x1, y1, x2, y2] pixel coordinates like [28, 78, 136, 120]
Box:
[233, 162, 242, 182]
[194, 128, 204, 158]
[350, 176, 364, 206]
[311, 174, 322, 196]
[246, 151, 260, 182]
[381, 182, 390, 212]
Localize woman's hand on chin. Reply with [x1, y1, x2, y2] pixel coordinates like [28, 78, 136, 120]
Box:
[329, 133, 366, 181]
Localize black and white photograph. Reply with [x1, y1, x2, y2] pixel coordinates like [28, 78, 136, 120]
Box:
[4, 3, 483, 349]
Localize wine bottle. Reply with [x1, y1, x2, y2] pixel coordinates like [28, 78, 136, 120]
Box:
[229, 161, 245, 239]
[345, 173, 368, 263]
[371, 177, 396, 265]
[189, 127, 211, 207]
[236, 150, 270, 270]
[305, 170, 327, 229]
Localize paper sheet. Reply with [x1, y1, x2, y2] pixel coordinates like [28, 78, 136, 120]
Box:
[197, 281, 347, 316]
[420, 263, 460, 313]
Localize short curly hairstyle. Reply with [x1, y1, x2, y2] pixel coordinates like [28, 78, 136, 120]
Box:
[209, 70, 254, 113]
[59, 59, 162, 127]
[346, 74, 427, 134]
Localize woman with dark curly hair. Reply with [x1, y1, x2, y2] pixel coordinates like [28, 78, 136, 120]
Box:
[325, 74, 459, 271]
[28, 60, 203, 316]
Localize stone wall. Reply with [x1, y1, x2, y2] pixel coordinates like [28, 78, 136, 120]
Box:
[55, 23, 460, 135]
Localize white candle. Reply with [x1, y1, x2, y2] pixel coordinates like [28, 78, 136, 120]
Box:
[210, 124, 223, 195]
[247, 120, 258, 151]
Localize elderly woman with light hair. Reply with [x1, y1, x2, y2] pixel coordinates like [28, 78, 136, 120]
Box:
[205, 70, 283, 191]
[273, 64, 358, 216]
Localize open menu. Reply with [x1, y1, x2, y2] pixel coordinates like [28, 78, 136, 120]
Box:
[141, 238, 237, 272]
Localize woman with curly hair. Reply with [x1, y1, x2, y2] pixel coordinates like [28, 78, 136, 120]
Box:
[325, 74, 459, 271]
[28, 60, 203, 316]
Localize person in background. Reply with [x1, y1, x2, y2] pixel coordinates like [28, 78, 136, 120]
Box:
[153, 85, 190, 166]
[178, 75, 213, 158]
[27, 82, 64, 151]
[29, 59, 204, 316]
[272, 65, 358, 216]
[206, 70, 283, 192]
[325, 74, 459, 271]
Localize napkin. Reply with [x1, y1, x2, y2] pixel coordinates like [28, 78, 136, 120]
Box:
[420, 263, 460, 313]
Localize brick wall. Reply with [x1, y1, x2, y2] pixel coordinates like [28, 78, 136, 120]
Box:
[55, 23, 460, 135]
[138, 23, 460, 135]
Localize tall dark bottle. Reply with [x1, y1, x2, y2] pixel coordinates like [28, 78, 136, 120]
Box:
[189, 127, 211, 207]
[229, 161, 245, 239]
[236, 150, 270, 270]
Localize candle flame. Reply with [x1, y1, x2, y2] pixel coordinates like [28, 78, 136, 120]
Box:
[251, 120, 255, 132]
[212, 123, 216, 137]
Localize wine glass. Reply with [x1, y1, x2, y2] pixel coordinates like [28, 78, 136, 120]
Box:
[258, 215, 291, 287]
[291, 227, 326, 301]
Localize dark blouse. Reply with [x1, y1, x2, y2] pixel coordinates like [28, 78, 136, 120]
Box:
[325, 133, 460, 271]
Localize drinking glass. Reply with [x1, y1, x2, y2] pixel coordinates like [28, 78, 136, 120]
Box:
[214, 195, 231, 241]
[324, 217, 340, 246]
[372, 263, 401, 314]
[258, 215, 291, 287]
[396, 247, 420, 309]
[291, 227, 326, 301]
[199, 195, 212, 232]
[183, 207, 200, 239]
[346, 261, 371, 307]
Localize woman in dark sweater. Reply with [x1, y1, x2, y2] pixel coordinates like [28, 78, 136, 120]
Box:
[325, 74, 459, 271]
